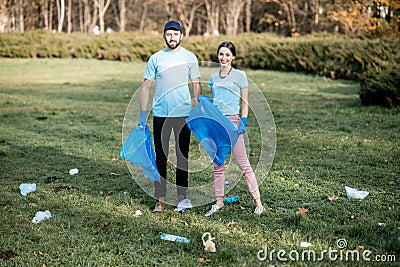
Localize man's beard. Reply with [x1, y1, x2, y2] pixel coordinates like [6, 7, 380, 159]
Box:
[166, 39, 181, 50]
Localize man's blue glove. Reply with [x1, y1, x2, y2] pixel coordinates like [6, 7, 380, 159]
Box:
[237, 117, 247, 135]
[138, 110, 147, 127]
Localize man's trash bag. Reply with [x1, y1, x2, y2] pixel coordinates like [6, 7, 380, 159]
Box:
[120, 125, 160, 183]
[186, 95, 239, 166]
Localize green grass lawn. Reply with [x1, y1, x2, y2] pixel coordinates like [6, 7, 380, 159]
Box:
[0, 58, 399, 266]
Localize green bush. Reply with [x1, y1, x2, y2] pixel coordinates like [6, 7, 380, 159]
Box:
[360, 55, 400, 108]
[1, 31, 399, 107]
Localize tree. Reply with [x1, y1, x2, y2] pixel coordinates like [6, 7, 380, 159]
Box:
[57, 0, 65, 32]
[328, 0, 374, 35]
[204, 0, 220, 35]
[225, 0, 246, 36]
[94, 0, 111, 33]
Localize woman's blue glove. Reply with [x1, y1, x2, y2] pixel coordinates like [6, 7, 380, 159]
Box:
[237, 117, 248, 134]
[138, 110, 147, 127]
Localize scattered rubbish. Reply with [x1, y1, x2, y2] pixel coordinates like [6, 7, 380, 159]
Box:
[225, 181, 230, 187]
[20, 183, 36, 196]
[327, 195, 339, 201]
[0, 250, 17, 261]
[378, 222, 386, 227]
[69, 168, 79, 175]
[348, 215, 356, 220]
[44, 176, 62, 184]
[133, 210, 142, 217]
[53, 185, 79, 193]
[197, 258, 211, 263]
[35, 116, 48, 121]
[202, 232, 216, 252]
[102, 221, 120, 229]
[160, 233, 190, 243]
[175, 199, 193, 213]
[300, 242, 312, 248]
[296, 207, 308, 216]
[345, 186, 369, 199]
[110, 172, 119, 176]
[224, 195, 240, 203]
[32, 210, 51, 224]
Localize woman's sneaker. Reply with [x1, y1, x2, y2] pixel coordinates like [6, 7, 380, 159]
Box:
[254, 205, 265, 215]
[204, 204, 224, 217]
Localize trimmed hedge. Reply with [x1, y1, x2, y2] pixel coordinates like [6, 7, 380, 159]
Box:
[360, 55, 400, 108]
[1, 31, 399, 107]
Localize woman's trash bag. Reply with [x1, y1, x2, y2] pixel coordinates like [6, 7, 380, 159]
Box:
[186, 95, 239, 166]
[120, 125, 160, 183]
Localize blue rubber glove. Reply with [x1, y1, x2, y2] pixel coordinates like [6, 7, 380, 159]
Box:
[138, 110, 147, 127]
[237, 117, 247, 134]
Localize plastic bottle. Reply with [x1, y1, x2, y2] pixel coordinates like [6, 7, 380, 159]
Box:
[160, 233, 190, 243]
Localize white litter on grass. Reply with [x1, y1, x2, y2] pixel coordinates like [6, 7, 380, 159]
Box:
[32, 210, 52, 224]
[300, 242, 312, 248]
[345, 186, 369, 199]
[378, 222, 386, 227]
[69, 168, 79, 175]
[20, 183, 36, 196]
[133, 210, 142, 217]
[174, 199, 193, 213]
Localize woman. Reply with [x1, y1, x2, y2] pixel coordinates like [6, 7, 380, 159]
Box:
[205, 41, 265, 216]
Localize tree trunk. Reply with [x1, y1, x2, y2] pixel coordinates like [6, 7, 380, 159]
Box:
[67, 0, 72, 33]
[225, 0, 245, 36]
[204, 0, 220, 35]
[96, 0, 111, 33]
[49, 0, 53, 31]
[0, 0, 8, 32]
[42, 0, 49, 30]
[83, 0, 90, 33]
[245, 0, 251, 32]
[139, 1, 147, 32]
[79, 0, 83, 33]
[119, 0, 126, 32]
[57, 0, 65, 32]
[18, 0, 24, 32]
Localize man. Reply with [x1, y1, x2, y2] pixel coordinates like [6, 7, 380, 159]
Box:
[139, 20, 202, 212]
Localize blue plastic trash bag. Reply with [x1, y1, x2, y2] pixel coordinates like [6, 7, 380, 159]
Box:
[120, 125, 160, 183]
[186, 95, 239, 166]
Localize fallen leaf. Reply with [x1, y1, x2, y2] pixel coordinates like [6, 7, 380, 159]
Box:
[102, 221, 120, 229]
[170, 217, 178, 222]
[296, 207, 308, 216]
[356, 246, 364, 251]
[291, 166, 296, 171]
[328, 195, 339, 201]
[197, 257, 211, 263]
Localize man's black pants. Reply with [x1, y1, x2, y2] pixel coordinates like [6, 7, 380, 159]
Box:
[153, 116, 191, 200]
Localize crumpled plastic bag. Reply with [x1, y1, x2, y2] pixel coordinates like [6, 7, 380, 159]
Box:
[174, 199, 193, 213]
[120, 125, 160, 183]
[224, 195, 240, 203]
[32, 210, 52, 224]
[19, 183, 36, 196]
[345, 186, 369, 199]
[186, 95, 239, 166]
